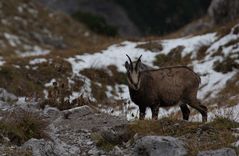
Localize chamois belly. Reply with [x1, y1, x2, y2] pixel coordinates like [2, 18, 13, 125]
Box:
[159, 98, 179, 107]
[159, 93, 181, 107]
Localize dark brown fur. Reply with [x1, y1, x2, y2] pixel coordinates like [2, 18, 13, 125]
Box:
[128, 65, 207, 121]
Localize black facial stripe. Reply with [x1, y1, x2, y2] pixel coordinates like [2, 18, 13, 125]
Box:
[128, 73, 133, 84]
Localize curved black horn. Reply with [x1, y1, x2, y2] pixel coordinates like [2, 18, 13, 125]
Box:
[135, 55, 142, 69]
[126, 54, 133, 65]
[137, 55, 142, 62]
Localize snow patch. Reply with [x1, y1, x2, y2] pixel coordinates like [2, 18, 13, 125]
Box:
[191, 104, 239, 122]
[29, 58, 47, 65]
[162, 33, 216, 57]
[67, 41, 158, 73]
[17, 46, 50, 57]
[0, 57, 5, 66]
[45, 79, 56, 87]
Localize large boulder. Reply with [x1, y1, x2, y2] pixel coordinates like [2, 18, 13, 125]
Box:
[134, 136, 187, 156]
[197, 148, 237, 156]
[208, 0, 239, 24]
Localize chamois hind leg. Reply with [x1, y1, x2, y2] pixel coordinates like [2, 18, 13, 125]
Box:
[151, 105, 159, 120]
[187, 98, 207, 122]
[180, 103, 190, 120]
[139, 105, 146, 120]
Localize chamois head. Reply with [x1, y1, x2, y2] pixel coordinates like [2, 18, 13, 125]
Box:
[125, 55, 142, 90]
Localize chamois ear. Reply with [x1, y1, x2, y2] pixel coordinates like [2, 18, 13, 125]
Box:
[125, 61, 130, 70]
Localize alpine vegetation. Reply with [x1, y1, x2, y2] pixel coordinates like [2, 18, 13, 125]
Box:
[125, 55, 208, 122]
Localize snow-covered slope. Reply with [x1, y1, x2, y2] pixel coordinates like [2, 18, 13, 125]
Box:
[66, 24, 239, 121]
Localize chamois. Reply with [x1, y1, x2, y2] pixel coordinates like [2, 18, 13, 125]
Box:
[125, 55, 207, 122]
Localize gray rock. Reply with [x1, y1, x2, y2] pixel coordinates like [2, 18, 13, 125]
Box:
[0, 88, 18, 102]
[110, 146, 124, 156]
[197, 148, 237, 156]
[134, 136, 187, 156]
[62, 105, 93, 119]
[43, 106, 61, 119]
[208, 0, 239, 24]
[88, 148, 100, 156]
[100, 124, 131, 145]
[23, 138, 56, 156]
[24, 138, 81, 156]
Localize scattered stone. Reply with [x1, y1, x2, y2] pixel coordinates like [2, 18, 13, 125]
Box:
[23, 138, 56, 156]
[110, 146, 124, 156]
[88, 148, 100, 156]
[134, 136, 187, 156]
[197, 148, 237, 156]
[43, 106, 61, 119]
[0, 88, 18, 102]
[62, 105, 94, 118]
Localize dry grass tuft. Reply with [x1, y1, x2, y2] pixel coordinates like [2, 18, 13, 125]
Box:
[153, 46, 192, 67]
[136, 41, 163, 52]
[196, 45, 210, 60]
[40, 80, 93, 110]
[91, 133, 115, 152]
[80, 65, 126, 86]
[80, 65, 126, 102]
[128, 117, 200, 137]
[213, 56, 239, 73]
[214, 73, 239, 107]
[1, 147, 32, 156]
[0, 109, 48, 145]
[0, 57, 72, 97]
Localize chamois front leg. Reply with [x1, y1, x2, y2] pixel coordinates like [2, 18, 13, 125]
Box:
[139, 105, 146, 120]
[151, 105, 159, 120]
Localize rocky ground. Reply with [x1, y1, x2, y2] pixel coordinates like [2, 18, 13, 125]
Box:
[0, 89, 238, 156]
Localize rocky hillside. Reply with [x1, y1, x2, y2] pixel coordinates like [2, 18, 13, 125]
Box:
[0, 0, 117, 57]
[38, 0, 140, 37]
[0, 0, 239, 155]
[38, 0, 211, 36]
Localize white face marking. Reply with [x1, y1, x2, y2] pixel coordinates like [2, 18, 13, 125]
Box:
[131, 71, 138, 84]
[127, 63, 141, 90]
